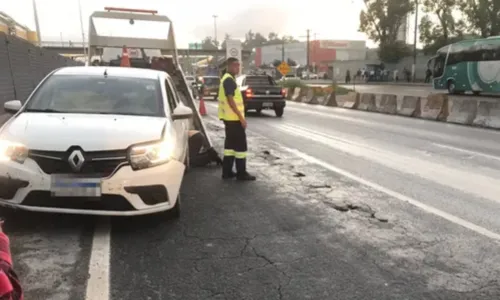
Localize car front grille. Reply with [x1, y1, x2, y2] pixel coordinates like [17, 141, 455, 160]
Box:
[29, 148, 128, 178]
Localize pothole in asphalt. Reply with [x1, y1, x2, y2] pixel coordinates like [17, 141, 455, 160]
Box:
[325, 199, 390, 223]
[293, 172, 306, 177]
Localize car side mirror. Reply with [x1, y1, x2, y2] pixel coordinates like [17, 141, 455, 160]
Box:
[172, 105, 193, 120]
[4, 100, 22, 114]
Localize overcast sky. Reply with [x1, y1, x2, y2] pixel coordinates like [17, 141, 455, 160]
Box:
[2, 0, 416, 48]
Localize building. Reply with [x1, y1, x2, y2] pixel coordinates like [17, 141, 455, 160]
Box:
[254, 39, 367, 72]
[0, 11, 38, 43]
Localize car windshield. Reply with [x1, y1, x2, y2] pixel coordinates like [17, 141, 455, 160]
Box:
[245, 76, 275, 85]
[285, 74, 295, 78]
[25, 75, 163, 117]
[203, 77, 220, 86]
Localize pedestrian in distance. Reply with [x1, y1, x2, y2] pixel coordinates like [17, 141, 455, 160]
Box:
[218, 57, 256, 181]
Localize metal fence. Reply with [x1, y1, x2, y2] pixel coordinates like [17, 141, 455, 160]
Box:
[0, 32, 83, 113]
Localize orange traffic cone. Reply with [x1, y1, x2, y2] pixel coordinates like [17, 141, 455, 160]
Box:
[120, 46, 131, 67]
[199, 94, 207, 116]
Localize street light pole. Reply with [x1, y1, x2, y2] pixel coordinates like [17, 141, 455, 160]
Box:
[77, 0, 87, 61]
[31, 0, 42, 46]
[413, 0, 418, 82]
[212, 15, 218, 70]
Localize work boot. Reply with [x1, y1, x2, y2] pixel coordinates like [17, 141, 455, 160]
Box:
[222, 156, 236, 179]
[235, 158, 257, 181]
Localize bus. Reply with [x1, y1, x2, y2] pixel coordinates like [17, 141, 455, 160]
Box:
[428, 36, 500, 95]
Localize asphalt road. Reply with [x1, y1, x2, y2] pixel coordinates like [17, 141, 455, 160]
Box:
[2, 101, 500, 299]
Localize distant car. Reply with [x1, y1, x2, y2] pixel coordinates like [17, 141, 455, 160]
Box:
[201, 76, 221, 100]
[0, 66, 193, 217]
[184, 75, 198, 98]
[302, 72, 319, 80]
[237, 74, 286, 117]
[280, 74, 299, 81]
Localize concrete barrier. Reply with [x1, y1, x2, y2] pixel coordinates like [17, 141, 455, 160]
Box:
[375, 94, 398, 114]
[420, 93, 448, 121]
[286, 88, 293, 100]
[445, 97, 478, 125]
[302, 88, 319, 104]
[291, 88, 302, 101]
[473, 100, 500, 129]
[339, 92, 360, 109]
[321, 90, 337, 106]
[397, 95, 421, 117]
[357, 93, 376, 111]
[298, 87, 309, 102]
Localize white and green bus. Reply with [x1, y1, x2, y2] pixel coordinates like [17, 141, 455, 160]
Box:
[428, 36, 500, 95]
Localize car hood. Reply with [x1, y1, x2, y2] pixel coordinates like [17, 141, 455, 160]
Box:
[1, 113, 167, 151]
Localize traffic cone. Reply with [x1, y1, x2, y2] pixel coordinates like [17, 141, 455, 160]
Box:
[199, 94, 207, 116]
[120, 46, 131, 67]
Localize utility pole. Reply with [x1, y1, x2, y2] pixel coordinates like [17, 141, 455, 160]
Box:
[281, 39, 285, 62]
[212, 15, 218, 70]
[31, 0, 42, 46]
[306, 29, 310, 77]
[77, 0, 87, 60]
[413, 0, 418, 82]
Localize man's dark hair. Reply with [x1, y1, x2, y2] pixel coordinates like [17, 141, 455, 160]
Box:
[227, 57, 239, 65]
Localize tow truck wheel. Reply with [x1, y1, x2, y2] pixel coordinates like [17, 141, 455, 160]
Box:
[274, 107, 284, 117]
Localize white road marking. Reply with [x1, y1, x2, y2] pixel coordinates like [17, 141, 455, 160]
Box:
[432, 143, 500, 162]
[273, 123, 500, 204]
[204, 101, 500, 241]
[85, 218, 111, 300]
[284, 146, 500, 242]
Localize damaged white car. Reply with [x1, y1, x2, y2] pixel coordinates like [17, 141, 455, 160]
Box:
[0, 66, 193, 217]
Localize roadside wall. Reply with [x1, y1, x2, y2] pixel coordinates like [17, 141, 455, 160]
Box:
[0, 32, 82, 112]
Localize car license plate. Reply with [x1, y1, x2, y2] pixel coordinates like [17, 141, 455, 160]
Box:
[263, 102, 273, 108]
[51, 175, 102, 197]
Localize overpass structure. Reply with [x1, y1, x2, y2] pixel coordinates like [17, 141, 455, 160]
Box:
[40, 41, 252, 59]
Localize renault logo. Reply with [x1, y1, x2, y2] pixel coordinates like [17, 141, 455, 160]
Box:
[68, 150, 85, 172]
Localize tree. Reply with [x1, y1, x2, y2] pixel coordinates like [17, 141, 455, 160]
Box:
[461, 0, 500, 38]
[287, 58, 297, 66]
[242, 30, 268, 50]
[419, 0, 466, 54]
[359, 0, 415, 63]
[220, 34, 231, 49]
[201, 37, 217, 50]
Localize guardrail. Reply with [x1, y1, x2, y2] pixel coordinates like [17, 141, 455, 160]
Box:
[40, 41, 87, 48]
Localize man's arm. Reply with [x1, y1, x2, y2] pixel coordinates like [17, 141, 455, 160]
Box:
[223, 78, 244, 121]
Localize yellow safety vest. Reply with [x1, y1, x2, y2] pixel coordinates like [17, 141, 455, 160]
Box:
[218, 73, 245, 121]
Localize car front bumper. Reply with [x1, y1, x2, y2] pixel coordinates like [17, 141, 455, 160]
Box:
[0, 158, 185, 216]
[245, 98, 286, 110]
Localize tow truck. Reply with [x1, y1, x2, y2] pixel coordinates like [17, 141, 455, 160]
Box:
[86, 7, 212, 147]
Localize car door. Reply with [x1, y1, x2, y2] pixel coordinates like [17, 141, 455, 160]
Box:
[164, 77, 189, 161]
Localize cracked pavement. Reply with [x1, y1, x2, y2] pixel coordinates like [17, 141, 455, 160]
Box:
[2, 101, 500, 299]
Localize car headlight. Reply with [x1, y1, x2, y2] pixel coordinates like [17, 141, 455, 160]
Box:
[128, 139, 175, 170]
[0, 140, 28, 163]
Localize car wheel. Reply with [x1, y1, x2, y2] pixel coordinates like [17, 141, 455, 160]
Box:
[473, 91, 481, 96]
[183, 144, 190, 173]
[274, 107, 284, 117]
[256, 108, 262, 114]
[166, 194, 181, 219]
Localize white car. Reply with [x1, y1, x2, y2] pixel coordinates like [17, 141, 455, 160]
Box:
[0, 66, 193, 217]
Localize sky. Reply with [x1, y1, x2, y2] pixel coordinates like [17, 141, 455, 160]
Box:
[2, 0, 420, 49]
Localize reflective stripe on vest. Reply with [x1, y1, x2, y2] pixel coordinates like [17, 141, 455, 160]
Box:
[218, 73, 245, 121]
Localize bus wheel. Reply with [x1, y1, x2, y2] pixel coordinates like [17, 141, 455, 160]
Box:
[473, 91, 481, 96]
[447, 80, 457, 94]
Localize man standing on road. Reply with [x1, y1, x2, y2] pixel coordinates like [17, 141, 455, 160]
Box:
[218, 57, 256, 181]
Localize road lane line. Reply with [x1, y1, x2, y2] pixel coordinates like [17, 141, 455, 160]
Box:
[432, 143, 500, 162]
[201, 112, 500, 241]
[85, 218, 111, 300]
[283, 146, 500, 242]
[274, 123, 500, 204]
